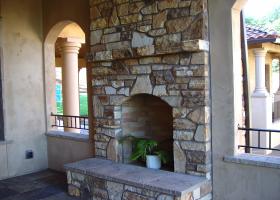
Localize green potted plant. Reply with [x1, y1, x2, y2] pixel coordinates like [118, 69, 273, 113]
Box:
[119, 136, 169, 169]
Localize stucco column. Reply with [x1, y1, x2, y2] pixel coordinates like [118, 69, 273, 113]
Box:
[274, 57, 280, 94]
[277, 58, 280, 92]
[60, 38, 81, 133]
[251, 48, 271, 153]
[274, 57, 280, 120]
[252, 49, 268, 95]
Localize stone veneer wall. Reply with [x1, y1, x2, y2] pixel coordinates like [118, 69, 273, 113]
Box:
[89, 0, 211, 177]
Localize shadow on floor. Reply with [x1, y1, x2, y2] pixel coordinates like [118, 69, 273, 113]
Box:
[0, 170, 78, 200]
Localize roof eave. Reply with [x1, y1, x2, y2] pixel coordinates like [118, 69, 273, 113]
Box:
[247, 38, 277, 45]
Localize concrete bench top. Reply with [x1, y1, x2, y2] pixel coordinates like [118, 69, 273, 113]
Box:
[64, 158, 208, 196]
[46, 131, 89, 142]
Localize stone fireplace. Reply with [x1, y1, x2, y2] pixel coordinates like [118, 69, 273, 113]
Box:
[66, 0, 212, 199]
[92, 49, 210, 176]
[90, 0, 211, 177]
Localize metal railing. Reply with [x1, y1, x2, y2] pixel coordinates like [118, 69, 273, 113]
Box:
[238, 126, 280, 152]
[51, 113, 89, 130]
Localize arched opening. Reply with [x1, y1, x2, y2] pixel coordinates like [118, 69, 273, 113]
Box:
[44, 21, 88, 134]
[230, 0, 280, 155]
[243, 1, 280, 155]
[210, 1, 280, 199]
[121, 94, 174, 171]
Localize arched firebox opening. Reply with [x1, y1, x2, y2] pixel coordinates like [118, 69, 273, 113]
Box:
[121, 94, 173, 171]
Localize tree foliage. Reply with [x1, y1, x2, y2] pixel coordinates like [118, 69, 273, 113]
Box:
[245, 6, 280, 33]
[245, 6, 280, 71]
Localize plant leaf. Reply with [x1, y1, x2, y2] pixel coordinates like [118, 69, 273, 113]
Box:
[155, 150, 169, 164]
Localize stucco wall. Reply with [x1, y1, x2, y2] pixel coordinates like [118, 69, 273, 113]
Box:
[47, 133, 93, 171]
[42, 0, 89, 40]
[216, 160, 280, 200]
[0, 0, 47, 179]
[209, 0, 280, 199]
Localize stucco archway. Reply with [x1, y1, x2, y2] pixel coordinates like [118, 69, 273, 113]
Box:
[43, 21, 86, 131]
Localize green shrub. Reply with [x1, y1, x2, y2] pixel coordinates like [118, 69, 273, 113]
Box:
[119, 136, 169, 164]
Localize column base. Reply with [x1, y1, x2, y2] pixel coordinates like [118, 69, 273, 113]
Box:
[251, 93, 272, 128]
[251, 94, 272, 154]
[251, 89, 269, 97]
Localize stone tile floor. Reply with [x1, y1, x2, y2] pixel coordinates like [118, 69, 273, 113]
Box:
[0, 170, 78, 200]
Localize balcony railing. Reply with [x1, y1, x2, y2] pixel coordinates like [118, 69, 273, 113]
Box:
[51, 113, 89, 130]
[238, 126, 280, 152]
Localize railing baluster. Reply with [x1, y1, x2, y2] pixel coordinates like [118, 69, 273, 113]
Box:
[71, 117, 73, 128]
[73, 116, 74, 128]
[246, 131, 251, 150]
[50, 114, 88, 131]
[258, 131, 260, 148]
[237, 127, 280, 152]
[84, 117, 86, 129]
[245, 129, 249, 153]
[269, 131, 271, 150]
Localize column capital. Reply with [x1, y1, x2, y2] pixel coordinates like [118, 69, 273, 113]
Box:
[253, 48, 267, 57]
[59, 41, 81, 54]
[61, 36, 85, 44]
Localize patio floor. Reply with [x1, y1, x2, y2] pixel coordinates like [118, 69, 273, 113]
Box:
[0, 170, 78, 200]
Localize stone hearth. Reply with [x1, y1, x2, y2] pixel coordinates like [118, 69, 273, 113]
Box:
[65, 158, 212, 200]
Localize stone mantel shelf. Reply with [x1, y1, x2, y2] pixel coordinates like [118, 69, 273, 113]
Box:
[90, 39, 209, 62]
[64, 158, 208, 196]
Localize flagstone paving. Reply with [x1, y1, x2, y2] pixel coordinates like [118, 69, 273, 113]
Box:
[0, 170, 77, 200]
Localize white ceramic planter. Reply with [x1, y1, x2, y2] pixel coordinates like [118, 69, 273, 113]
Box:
[146, 155, 161, 169]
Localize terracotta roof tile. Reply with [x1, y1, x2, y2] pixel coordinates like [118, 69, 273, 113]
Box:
[246, 25, 280, 43]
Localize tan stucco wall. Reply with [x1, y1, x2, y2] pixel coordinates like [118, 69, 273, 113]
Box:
[0, 144, 8, 177]
[47, 135, 93, 171]
[215, 161, 280, 200]
[0, 0, 93, 180]
[209, 0, 280, 199]
[0, 0, 47, 179]
[58, 23, 85, 39]
[42, 0, 89, 43]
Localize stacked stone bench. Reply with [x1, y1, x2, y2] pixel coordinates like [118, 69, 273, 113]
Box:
[65, 158, 211, 200]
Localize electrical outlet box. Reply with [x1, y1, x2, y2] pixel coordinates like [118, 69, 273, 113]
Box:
[25, 150, 33, 159]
